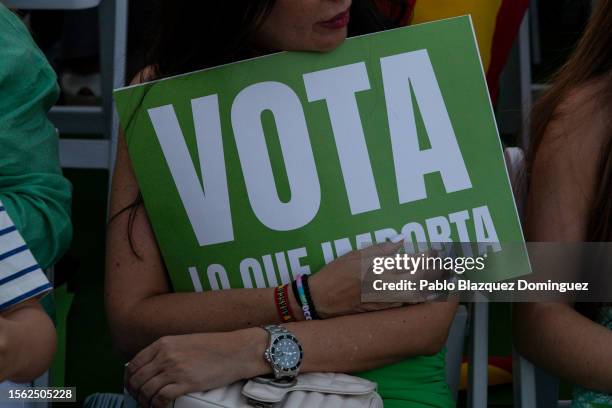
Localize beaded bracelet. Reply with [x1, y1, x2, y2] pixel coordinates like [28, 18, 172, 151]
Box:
[301, 274, 321, 320]
[291, 279, 302, 317]
[274, 284, 296, 322]
[295, 275, 313, 321]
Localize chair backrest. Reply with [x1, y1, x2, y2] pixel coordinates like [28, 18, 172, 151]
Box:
[2, 0, 101, 10]
[440, 147, 529, 405]
[505, 147, 563, 408]
[445, 305, 468, 400]
[454, 146, 529, 408]
[503, 146, 527, 220]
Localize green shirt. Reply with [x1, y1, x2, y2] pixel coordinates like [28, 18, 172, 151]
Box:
[358, 353, 454, 408]
[0, 4, 72, 269]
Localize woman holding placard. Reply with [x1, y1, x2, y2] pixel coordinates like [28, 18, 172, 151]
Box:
[514, 1, 612, 406]
[106, 1, 458, 407]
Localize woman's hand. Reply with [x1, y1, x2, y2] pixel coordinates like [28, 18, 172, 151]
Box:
[308, 241, 406, 319]
[124, 329, 269, 408]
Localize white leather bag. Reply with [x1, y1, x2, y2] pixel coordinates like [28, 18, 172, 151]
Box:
[170, 373, 383, 408]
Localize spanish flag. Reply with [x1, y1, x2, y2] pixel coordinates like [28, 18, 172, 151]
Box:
[375, 0, 530, 102]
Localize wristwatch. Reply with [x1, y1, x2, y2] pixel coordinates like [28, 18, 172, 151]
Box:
[262, 325, 303, 383]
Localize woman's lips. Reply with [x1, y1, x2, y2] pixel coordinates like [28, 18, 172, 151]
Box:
[318, 9, 350, 29]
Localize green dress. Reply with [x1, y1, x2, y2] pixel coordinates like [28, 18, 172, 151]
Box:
[0, 4, 72, 268]
[358, 352, 454, 407]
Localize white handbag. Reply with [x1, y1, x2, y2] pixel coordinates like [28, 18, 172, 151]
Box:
[170, 373, 383, 408]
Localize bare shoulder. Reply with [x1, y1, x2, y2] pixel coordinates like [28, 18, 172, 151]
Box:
[558, 76, 609, 111]
[527, 77, 611, 240]
[538, 77, 610, 176]
[548, 77, 610, 150]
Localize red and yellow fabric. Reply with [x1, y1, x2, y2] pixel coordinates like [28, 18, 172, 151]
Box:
[375, 0, 529, 102]
[458, 356, 514, 390]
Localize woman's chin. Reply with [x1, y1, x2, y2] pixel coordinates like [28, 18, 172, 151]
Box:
[312, 32, 348, 53]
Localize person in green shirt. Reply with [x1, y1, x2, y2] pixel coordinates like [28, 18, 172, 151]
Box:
[0, 4, 72, 269]
[0, 3, 72, 383]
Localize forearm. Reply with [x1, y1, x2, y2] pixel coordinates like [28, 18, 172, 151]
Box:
[108, 286, 303, 357]
[514, 303, 612, 393]
[1, 302, 57, 383]
[123, 300, 458, 406]
[243, 301, 458, 378]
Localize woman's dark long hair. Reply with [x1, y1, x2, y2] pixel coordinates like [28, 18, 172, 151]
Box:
[527, 0, 612, 240]
[114, 0, 410, 256]
[526, 1, 612, 314]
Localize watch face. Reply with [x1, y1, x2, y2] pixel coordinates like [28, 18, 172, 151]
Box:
[271, 335, 302, 370]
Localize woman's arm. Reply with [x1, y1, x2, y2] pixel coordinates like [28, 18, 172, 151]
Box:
[513, 84, 612, 393]
[0, 298, 57, 383]
[126, 300, 458, 408]
[280, 300, 457, 373]
[107, 130, 403, 357]
[514, 302, 612, 393]
[106, 134, 292, 356]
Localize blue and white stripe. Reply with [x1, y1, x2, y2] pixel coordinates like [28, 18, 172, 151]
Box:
[0, 200, 51, 311]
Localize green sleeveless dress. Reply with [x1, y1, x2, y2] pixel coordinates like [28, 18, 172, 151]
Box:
[357, 352, 454, 407]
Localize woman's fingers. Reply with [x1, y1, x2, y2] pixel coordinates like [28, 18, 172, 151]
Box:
[151, 383, 190, 408]
[125, 340, 160, 382]
[368, 240, 404, 257]
[127, 357, 164, 401]
[125, 337, 171, 398]
[138, 371, 174, 408]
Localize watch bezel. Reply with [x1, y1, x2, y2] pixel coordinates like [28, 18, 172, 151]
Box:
[270, 333, 303, 371]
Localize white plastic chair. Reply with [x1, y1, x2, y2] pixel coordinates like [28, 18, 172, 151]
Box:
[467, 300, 489, 408]
[444, 305, 468, 401]
[442, 141, 531, 408]
[432, 279, 488, 408]
[504, 147, 556, 408]
[443, 279, 489, 406]
[506, 147, 570, 408]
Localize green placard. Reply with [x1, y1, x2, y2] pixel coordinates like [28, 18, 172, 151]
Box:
[114, 15, 530, 293]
